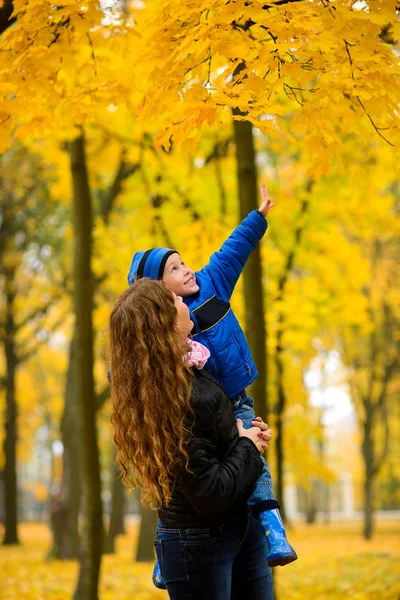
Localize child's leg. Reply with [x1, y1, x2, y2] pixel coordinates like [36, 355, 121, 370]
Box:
[233, 401, 275, 503]
[233, 397, 298, 568]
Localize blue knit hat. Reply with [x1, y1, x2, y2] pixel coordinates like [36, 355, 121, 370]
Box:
[127, 248, 177, 285]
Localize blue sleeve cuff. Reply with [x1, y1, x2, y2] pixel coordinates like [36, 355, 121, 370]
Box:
[255, 209, 268, 223]
[247, 209, 269, 234]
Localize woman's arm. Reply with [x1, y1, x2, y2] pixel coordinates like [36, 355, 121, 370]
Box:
[180, 391, 264, 517]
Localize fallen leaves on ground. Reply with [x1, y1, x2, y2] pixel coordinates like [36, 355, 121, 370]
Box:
[0, 520, 399, 599]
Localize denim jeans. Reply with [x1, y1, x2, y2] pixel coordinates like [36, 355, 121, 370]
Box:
[231, 391, 274, 503]
[154, 511, 274, 600]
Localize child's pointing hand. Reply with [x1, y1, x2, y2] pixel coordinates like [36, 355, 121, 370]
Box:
[259, 183, 275, 218]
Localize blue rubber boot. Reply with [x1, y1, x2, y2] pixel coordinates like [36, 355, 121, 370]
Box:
[152, 560, 166, 590]
[258, 508, 298, 567]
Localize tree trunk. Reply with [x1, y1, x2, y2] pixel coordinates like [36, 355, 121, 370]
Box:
[273, 195, 310, 518]
[232, 115, 268, 419]
[2, 268, 19, 545]
[363, 475, 373, 539]
[48, 489, 69, 559]
[135, 502, 158, 562]
[362, 409, 374, 539]
[305, 479, 318, 524]
[58, 339, 81, 559]
[274, 320, 286, 517]
[69, 133, 103, 600]
[214, 153, 227, 219]
[104, 449, 125, 554]
[55, 142, 132, 561]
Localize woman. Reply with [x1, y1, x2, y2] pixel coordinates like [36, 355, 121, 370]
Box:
[109, 278, 274, 600]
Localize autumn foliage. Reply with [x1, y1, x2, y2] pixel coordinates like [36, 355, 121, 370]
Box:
[0, 1, 399, 599]
[1, 521, 399, 600]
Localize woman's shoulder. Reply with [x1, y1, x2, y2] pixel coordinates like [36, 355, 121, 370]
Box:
[192, 367, 227, 393]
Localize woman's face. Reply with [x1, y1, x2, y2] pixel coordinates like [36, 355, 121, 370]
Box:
[173, 293, 194, 336]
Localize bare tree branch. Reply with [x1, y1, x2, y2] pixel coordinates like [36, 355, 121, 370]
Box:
[98, 153, 139, 223]
[0, 0, 16, 35]
[15, 292, 64, 331]
[17, 307, 70, 363]
[275, 179, 313, 302]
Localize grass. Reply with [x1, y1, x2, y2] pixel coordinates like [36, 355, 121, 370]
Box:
[0, 520, 399, 599]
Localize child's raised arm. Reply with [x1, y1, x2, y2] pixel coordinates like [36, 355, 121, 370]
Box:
[199, 184, 274, 301]
[259, 183, 274, 219]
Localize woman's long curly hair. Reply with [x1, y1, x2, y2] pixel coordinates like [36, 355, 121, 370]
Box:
[109, 278, 193, 508]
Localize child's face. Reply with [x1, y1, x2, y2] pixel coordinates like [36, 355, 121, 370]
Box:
[163, 253, 199, 297]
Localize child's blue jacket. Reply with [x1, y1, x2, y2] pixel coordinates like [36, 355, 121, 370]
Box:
[185, 209, 268, 398]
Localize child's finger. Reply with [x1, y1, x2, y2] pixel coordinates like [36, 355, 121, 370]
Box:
[252, 417, 268, 427]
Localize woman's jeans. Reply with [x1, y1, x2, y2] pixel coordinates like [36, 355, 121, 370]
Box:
[154, 511, 274, 600]
[232, 392, 274, 504]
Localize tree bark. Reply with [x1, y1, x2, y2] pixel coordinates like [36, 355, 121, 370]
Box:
[54, 148, 132, 561]
[69, 133, 103, 600]
[274, 317, 286, 517]
[232, 115, 268, 419]
[59, 339, 81, 559]
[305, 479, 318, 524]
[273, 195, 310, 515]
[363, 468, 373, 540]
[104, 448, 125, 554]
[135, 502, 158, 562]
[48, 489, 69, 559]
[358, 306, 394, 540]
[362, 406, 374, 539]
[214, 153, 227, 219]
[2, 267, 19, 545]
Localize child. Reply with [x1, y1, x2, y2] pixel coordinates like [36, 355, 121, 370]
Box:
[127, 183, 297, 588]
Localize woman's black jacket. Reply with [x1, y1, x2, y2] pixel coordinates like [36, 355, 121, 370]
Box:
[158, 368, 264, 528]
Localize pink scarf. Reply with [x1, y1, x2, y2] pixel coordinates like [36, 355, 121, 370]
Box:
[185, 338, 210, 369]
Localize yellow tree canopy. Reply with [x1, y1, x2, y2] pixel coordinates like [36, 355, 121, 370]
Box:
[1, 0, 399, 171]
[0, 0, 135, 149]
[134, 0, 400, 169]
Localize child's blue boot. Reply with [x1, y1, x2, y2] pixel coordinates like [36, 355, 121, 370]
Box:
[258, 508, 298, 567]
[152, 560, 166, 590]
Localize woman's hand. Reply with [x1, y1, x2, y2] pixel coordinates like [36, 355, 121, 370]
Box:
[251, 416, 272, 445]
[236, 418, 272, 454]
